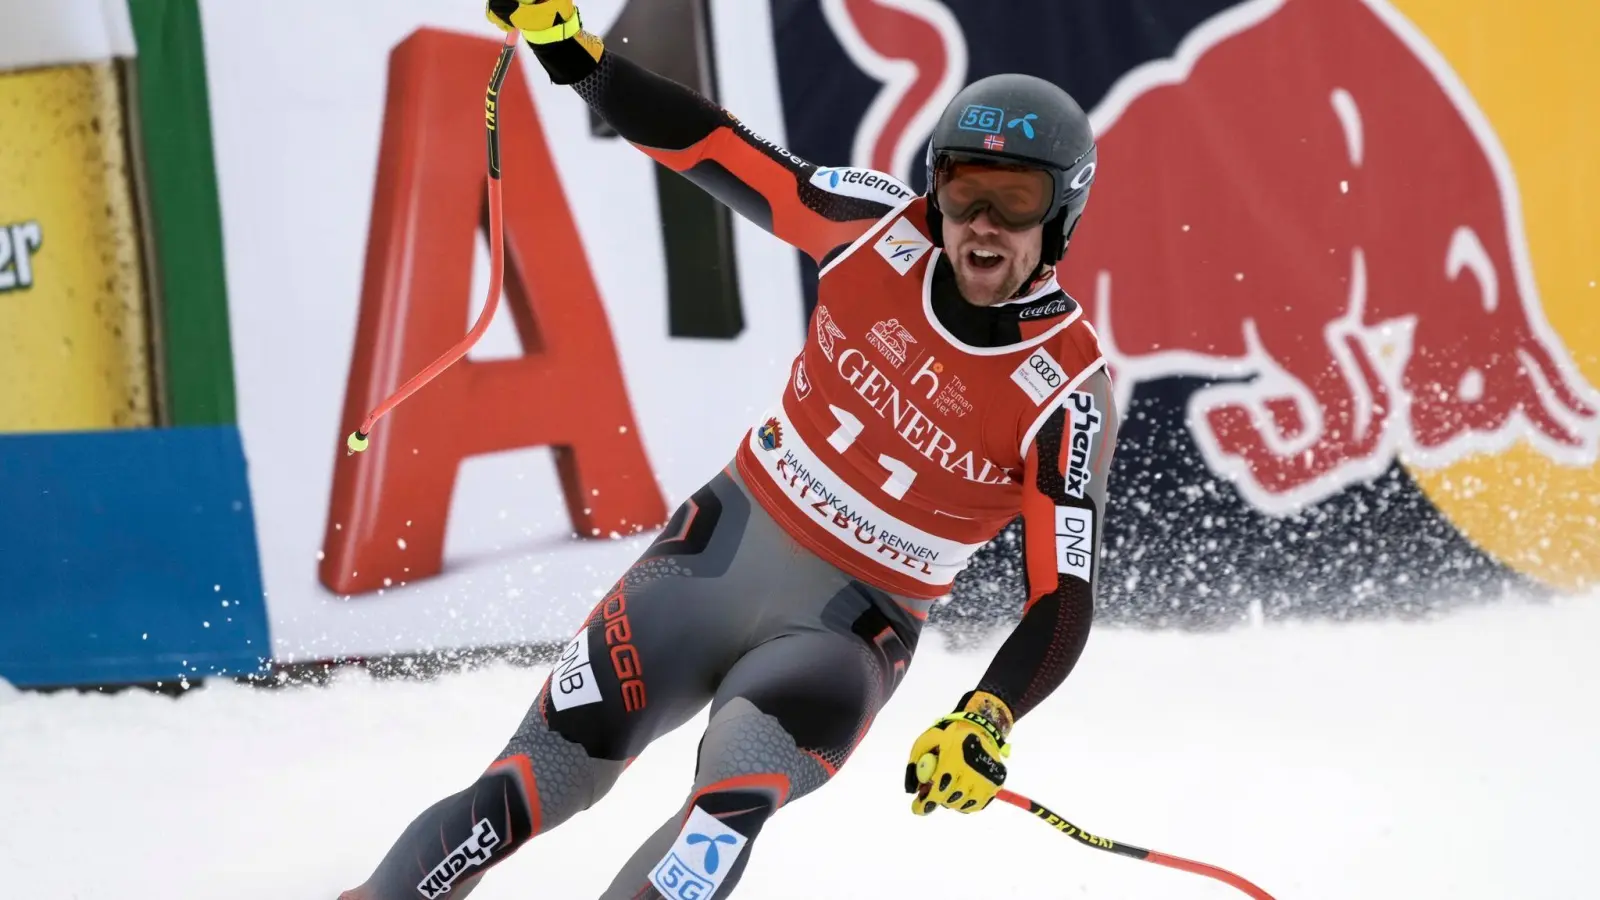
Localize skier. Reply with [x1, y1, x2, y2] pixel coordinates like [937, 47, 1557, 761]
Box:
[342, 1, 1118, 897]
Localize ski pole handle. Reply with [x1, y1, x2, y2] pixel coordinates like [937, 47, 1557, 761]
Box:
[995, 789, 1278, 899]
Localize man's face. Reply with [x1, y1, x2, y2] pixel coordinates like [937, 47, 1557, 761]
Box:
[941, 208, 1044, 307]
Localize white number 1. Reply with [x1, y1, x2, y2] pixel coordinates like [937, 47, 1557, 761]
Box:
[826, 405, 918, 500]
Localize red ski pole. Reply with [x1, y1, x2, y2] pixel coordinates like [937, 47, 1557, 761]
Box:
[347, 29, 520, 456]
[995, 789, 1278, 899]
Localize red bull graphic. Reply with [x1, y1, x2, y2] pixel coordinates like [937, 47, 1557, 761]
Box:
[1064, 0, 1600, 513]
[775, 0, 1600, 620]
[818, 0, 966, 184]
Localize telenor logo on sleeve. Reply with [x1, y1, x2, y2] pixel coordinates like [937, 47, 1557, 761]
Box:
[811, 166, 916, 204]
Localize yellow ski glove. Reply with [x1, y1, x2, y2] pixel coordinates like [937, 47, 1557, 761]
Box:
[486, 0, 585, 44]
[906, 691, 1013, 815]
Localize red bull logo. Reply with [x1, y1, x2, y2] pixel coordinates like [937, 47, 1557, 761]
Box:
[819, 0, 967, 183]
[818, 0, 1600, 592]
[1057, 0, 1599, 514]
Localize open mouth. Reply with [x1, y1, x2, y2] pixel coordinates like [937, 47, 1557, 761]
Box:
[967, 248, 1005, 271]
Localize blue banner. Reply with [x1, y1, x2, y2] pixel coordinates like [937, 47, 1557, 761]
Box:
[0, 426, 271, 687]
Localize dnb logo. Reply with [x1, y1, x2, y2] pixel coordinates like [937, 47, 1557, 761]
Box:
[1056, 0, 1600, 590]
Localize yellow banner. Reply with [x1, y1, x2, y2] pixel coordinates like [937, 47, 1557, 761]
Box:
[0, 61, 152, 431]
[1390, 0, 1600, 591]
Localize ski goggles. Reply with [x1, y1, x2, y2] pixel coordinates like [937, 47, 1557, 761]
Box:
[932, 156, 1058, 230]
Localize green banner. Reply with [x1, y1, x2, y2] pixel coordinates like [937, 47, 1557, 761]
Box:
[127, 0, 238, 426]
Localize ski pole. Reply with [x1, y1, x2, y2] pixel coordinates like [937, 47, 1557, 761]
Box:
[995, 789, 1278, 899]
[347, 29, 520, 456]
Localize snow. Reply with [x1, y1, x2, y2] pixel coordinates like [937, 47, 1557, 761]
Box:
[2, 596, 1596, 899]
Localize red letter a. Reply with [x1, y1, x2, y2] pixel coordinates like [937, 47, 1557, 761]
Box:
[321, 28, 666, 597]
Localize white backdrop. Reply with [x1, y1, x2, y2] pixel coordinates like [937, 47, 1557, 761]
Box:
[200, 0, 810, 662]
[0, 0, 133, 71]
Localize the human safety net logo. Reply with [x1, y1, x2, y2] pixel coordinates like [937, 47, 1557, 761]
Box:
[649, 805, 749, 899]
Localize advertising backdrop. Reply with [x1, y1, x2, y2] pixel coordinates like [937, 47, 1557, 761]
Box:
[4, 0, 1596, 688]
[771, 0, 1600, 626]
[0, 0, 269, 688]
[201, 0, 806, 664]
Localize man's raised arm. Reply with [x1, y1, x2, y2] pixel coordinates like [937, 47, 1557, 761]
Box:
[493, 1, 912, 266]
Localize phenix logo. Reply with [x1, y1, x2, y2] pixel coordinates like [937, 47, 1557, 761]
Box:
[417, 819, 501, 898]
[1065, 391, 1103, 498]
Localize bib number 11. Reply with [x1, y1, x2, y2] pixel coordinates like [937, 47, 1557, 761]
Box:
[826, 405, 917, 500]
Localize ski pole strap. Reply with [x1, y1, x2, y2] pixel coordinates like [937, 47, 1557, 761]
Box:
[936, 710, 1009, 754]
[995, 789, 1279, 900]
[525, 9, 584, 45]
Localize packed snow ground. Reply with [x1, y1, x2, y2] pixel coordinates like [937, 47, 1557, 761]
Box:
[2, 596, 1596, 899]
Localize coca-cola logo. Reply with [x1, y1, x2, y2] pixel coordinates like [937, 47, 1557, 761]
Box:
[1017, 295, 1073, 320]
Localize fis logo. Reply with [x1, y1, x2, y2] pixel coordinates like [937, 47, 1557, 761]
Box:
[1065, 391, 1103, 498]
[417, 819, 501, 898]
[883, 239, 923, 261]
[874, 217, 932, 275]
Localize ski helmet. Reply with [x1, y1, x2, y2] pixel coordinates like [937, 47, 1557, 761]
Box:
[924, 73, 1098, 265]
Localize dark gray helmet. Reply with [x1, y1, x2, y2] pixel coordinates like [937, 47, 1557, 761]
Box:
[924, 73, 1098, 264]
